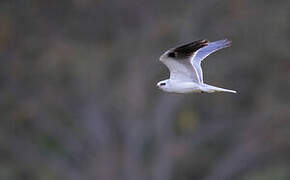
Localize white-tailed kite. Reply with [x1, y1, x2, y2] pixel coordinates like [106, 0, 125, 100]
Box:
[157, 39, 236, 94]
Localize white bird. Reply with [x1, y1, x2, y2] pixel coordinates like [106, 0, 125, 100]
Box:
[157, 39, 236, 94]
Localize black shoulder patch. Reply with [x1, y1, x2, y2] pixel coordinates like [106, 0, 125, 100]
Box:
[170, 39, 209, 59]
[168, 52, 176, 58]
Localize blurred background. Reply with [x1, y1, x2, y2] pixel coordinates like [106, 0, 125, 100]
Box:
[1, 0, 290, 180]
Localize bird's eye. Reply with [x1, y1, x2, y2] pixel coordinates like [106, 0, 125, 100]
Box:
[160, 82, 166, 86]
[168, 52, 176, 58]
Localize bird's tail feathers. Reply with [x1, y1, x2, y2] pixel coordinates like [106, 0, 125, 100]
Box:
[201, 84, 237, 94]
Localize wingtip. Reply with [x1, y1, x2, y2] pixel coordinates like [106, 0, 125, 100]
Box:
[223, 38, 232, 47]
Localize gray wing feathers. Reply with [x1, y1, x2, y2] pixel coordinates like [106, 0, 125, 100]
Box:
[162, 58, 200, 83]
[192, 39, 231, 83]
[193, 39, 231, 63]
[160, 39, 231, 84]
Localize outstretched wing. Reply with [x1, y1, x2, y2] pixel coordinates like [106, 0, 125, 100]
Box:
[159, 39, 209, 83]
[191, 39, 231, 83]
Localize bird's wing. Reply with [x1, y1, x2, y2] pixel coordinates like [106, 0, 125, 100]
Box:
[159, 39, 209, 83]
[191, 39, 231, 83]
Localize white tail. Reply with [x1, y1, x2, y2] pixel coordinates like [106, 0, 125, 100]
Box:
[201, 84, 237, 93]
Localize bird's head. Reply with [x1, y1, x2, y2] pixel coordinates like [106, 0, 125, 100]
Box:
[156, 80, 170, 91]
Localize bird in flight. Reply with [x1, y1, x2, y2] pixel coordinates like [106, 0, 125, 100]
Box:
[157, 39, 236, 94]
